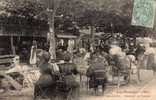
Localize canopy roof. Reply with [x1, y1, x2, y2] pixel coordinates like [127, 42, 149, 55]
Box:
[0, 16, 48, 37]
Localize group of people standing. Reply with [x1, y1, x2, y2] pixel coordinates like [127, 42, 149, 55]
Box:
[34, 45, 111, 99]
[32, 36, 156, 99]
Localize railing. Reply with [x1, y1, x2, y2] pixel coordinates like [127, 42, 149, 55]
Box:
[0, 55, 19, 67]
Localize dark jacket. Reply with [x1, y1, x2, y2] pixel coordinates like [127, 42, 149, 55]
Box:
[59, 63, 78, 75]
[36, 63, 59, 87]
[86, 58, 108, 88]
[58, 62, 79, 88]
[86, 57, 108, 77]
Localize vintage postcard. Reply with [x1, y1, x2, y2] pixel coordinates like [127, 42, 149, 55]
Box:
[0, 0, 156, 100]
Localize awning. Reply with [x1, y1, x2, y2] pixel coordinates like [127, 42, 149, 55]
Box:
[0, 31, 47, 37]
[57, 34, 78, 39]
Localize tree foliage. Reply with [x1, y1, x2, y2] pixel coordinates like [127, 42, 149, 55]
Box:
[0, 0, 47, 20]
[0, 0, 49, 35]
[0, 0, 155, 36]
[53, 0, 134, 31]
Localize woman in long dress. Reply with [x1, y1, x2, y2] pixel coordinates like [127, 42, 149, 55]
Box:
[30, 41, 37, 67]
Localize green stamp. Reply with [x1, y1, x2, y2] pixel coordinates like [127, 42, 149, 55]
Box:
[132, 0, 155, 28]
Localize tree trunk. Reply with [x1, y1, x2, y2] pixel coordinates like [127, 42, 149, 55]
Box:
[48, 0, 61, 59]
[49, 11, 56, 59]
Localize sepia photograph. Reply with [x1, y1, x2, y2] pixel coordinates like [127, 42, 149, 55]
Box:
[0, 0, 156, 100]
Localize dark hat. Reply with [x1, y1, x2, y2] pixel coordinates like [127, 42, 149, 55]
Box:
[63, 52, 71, 62]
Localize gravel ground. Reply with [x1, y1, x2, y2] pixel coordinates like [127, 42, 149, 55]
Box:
[80, 69, 155, 100]
[0, 69, 155, 100]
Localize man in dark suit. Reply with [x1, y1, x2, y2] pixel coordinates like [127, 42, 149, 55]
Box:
[34, 50, 59, 99]
[86, 56, 108, 93]
[58, 52, 80, 100]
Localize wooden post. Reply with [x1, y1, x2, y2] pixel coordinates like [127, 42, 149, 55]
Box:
[117, 70, 120, 90]
[90, 25, 94, 53]
[10, 36, 16, 55]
